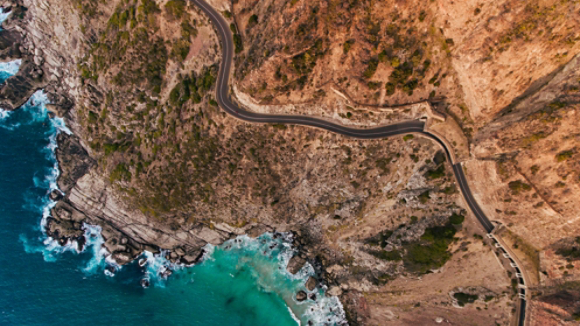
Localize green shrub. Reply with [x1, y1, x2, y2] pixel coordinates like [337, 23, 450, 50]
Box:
[248, 14, 258, 28]
[508, 180, 532, 195]
[385, 82, 396, 95]
[365, 230, 394, 248]
[233, 34, 243, 53]
[181, 21, 198, 39]
[426, 165, 445, 179]
[418, 10, 427, 22]
[556, 150, 574, 162]
[363, 58, 379, 78]
[403, 134, 414, 141]
[418, 191, 430, 204]
[110, 163, 132, 183]
[449, 213, 465, 225]
[165, 0, 186, 20]
[343, 39, 355, 54]
[87, 111, 98, 123]
[454, 292, 478, 306]
[369, 249, 402, 261]
[171, 39, 191, 60]
[375, 158, 390, 175]
[556, 247, 580, 259]
[402, 223, 458, 274]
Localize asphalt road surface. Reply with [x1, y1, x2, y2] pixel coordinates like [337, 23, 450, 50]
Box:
[190, 0, 522, 322]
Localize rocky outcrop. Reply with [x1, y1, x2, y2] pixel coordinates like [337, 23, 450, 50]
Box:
[55, 133, 95, 193]
[50, 170, 234, 264]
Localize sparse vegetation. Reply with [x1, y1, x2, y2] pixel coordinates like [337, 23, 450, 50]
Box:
[403, 223, 457, 274]
[556, 150, 574, 162]
[454, 292, 478, 306]
[343, 39, 355, 54]
[449, 213, 465, 225]
[426, 165, 445, 180]
[508, 180, 532, 195]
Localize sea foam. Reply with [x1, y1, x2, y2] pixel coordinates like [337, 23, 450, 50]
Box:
[0, 7, 10, 26]
[10, 90, 347, 325]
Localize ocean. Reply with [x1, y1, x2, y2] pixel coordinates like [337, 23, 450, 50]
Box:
[0, 11, 345, 326]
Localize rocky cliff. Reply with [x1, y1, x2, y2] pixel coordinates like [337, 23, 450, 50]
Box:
[2, 0, 578, 325]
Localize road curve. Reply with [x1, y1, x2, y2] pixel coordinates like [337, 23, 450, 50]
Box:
[191, 0, 494, 233]
[192, 0, 495, 233]
[190, 0, 523, 322]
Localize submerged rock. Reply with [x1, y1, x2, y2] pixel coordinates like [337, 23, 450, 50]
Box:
[140, 278, 150, 288]
[296, 290, 307, 302]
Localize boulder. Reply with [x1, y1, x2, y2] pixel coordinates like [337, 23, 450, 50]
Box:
[328, 286, 342, 296]
[305, 276, 317, 291]
[48, 189, 63, 202]
[296, 291, 307, 302]
[287, 255, 306, 274]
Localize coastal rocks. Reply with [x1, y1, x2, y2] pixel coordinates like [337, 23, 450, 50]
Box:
[286, 255, 306, 274]
[340, 291, 370, 326]
[54, 133, 95, 193]
[296, 290, 307, 301]
[328, 286, 343, 296]
[0, 59, 48, 110]
[140, 278, 149, 288]
[305, 276, 317, 291]
[48, 189, 63, 201]
[0, 28, 22, 61]
[45, 216, 84, 247]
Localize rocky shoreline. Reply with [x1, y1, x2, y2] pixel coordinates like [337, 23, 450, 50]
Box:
[0, 0, 338, 287]
[0, 1, 456, 325]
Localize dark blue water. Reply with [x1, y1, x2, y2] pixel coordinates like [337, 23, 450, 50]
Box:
[0, 75, 345, 324]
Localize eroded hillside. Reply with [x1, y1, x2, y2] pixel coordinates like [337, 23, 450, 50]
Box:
[2, 0, 580, 324]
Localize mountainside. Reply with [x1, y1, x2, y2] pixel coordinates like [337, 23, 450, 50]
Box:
[1, 0, 579, 324]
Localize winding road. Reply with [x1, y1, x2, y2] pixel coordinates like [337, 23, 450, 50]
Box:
[190, 0, 524, 324]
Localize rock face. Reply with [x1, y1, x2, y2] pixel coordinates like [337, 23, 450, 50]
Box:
[287, 255, 306, 275]
[55, 133, 95, 193]
[305, 276, 317, 291]
[2, 0, 565, 324]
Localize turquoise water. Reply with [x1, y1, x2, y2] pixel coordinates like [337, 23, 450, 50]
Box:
[0, 66, 345, 325]
[0, 8, 22, 84]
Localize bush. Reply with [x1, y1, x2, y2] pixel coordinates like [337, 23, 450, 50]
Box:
[110, 163, 132, 183]
[233, 33, 243, 53]
[343, 39, 355, 54]
[418, 191, 430, 204]
[88, 111, 98, 123]
[165, 0, 186, 20]
[385, 82, 396, 95]
[508, 180, 531, 195]
[171, 39, 191, 60]
[181, 21, 197, 39]
[366, 230, 393, 248]
[449, 213, 465, 225]
[403, 223, 457, 273]
[403, 134, 414, 141]
[369, 249, 402, 261]
[454, 293, 478, 306]
[363, 57, 379, 79]
[426, 165, 445, 179]
[248, 14, 258, 28]
[556, 150, 574, 162]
